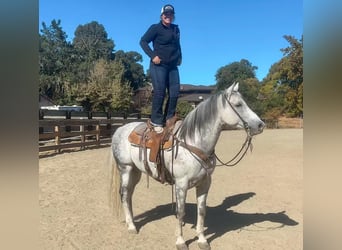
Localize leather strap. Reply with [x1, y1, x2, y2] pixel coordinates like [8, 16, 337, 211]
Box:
[177, 141, 212, 163]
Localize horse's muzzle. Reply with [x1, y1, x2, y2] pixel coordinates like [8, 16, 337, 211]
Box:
[250, 121, 265, 136]
[259, 121, 265, 131]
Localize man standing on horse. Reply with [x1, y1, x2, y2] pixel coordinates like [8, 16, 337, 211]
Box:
[140, 4, 182, 135]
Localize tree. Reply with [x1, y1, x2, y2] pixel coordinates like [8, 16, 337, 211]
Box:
[215, 59, 261, 115]
[261, 35, 303, 117]
[238, 78, 262, 115]
[258, 81, 287, 120]
[280, 35, 303, 89]
[111, 81, 133, 112]
[176, 101, 194, 118]
[74, 59, 133, 112]
[215, 59, 258, 91]
[72, 21, 115, 83]
[39, 19, 72, 101]
[38, 19, 147, 111]
[73, 21, 114, 61]
[113, 50, 145, 90]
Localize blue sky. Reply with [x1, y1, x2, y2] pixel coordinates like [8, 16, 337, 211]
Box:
[39, 0, 302, 86]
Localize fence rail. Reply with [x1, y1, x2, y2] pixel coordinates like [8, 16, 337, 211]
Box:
[39, 111, 149, 153]
[39, 110, 303, 154]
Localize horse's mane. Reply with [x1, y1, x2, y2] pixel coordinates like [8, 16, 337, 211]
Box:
[178, 91, 227, 140]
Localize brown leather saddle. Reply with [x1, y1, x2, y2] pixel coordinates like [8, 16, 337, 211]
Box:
[127, 117, 182, 184]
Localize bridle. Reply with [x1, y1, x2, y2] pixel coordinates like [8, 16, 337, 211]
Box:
[174, 89, 254, 170]
[214, 91, 253, 167]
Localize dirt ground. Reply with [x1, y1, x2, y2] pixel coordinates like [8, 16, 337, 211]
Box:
[39, 129, 303, 250]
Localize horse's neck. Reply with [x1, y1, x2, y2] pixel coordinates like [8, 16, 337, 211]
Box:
[196, 120, 222, 154]
[180, 112, 223, 155]
[177, 94, 229, 155]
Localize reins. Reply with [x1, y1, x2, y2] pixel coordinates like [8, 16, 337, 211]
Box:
[214, 132, 253, 167]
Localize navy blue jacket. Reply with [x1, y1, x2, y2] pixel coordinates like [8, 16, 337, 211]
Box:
[140, 21, 182, 67]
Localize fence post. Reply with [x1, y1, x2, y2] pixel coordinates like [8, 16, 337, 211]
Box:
[299, 118, 303, 128]
[88, 111, 93, 131]
[80, 120, 85, 150]
[39, 109, 44, 119]
[39, 110, 44, 134]
[96, 123, 100, 146]
[66, 111, 71, 132]
[106, 112, 112, 136]
[54, 125, 61, 153]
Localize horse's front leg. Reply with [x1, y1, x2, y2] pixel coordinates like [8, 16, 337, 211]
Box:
[175, 179, 189, 250]
[196, 175, 211, 250]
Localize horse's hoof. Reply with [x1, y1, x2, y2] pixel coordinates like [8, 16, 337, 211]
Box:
[128, 228, 138, 234]
[198, 242, 211, 250]
[176, 243, 188, 250]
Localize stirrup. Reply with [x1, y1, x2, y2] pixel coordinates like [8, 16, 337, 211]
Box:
[147, 119, 164, 132]
[153, 126, 164, 134]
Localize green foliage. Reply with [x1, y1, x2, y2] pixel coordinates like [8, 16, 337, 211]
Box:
[176, 101, 194, 118]
[280, 35, 303, 88]
[39, 19, 72, 101]
[111, 81, 133, 112]
[113, 50, 145, 90]
[39, 19, 145, 111]
[214, 59, 262, 116]
[258, 81, 287, 119]
[213, 36, 303, 120]
[140, 105, 152, 115]
[72, 21, 115, 83]
[261, 35, 303, 118]
[296, 83, 303, 114]
[73, 59, 133, 112]
[237, 78, 262, 114]
[73, 21, 114, 61]
[215, 59, 258, 91]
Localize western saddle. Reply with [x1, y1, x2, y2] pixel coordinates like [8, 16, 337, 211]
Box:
[128, 116, 182, 184]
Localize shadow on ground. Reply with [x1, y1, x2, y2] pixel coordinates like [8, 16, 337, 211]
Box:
[134, 192, 298, 244]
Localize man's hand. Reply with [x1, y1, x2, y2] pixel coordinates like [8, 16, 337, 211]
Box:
[152, 56, 161, 64]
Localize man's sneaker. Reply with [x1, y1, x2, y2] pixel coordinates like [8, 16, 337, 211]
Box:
[153, 126, 164, 134]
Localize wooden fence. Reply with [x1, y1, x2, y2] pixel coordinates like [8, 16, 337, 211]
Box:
[39, 110, 303, 154]
[39, 111, 149, 153]
[263, 117, 303, 129]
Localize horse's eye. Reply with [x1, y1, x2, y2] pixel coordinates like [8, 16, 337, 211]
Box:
[235, 103, 242, 108]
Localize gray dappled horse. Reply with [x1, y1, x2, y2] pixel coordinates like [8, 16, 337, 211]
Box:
[110, 82, 265, 249]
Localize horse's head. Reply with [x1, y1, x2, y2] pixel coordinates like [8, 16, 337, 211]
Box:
[221, 82, 265, 136]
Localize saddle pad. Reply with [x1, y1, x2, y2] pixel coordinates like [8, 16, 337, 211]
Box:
[128, 120, 182, 150]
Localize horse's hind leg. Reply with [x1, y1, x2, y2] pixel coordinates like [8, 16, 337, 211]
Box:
[196, 175, 211, 250]
[119, 164, 141, 234]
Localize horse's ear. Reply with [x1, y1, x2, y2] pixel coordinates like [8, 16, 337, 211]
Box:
[227, 82, 239, 93]
[233, 82, 239, 92]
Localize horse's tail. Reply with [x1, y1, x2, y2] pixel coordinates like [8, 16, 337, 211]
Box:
[108, 147, 122, 219]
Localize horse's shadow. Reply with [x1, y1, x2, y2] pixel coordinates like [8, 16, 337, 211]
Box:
[134, 192, 298, 244]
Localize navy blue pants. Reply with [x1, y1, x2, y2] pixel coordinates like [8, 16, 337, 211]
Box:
[149, 62, 180, 126]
